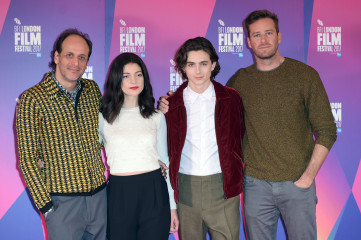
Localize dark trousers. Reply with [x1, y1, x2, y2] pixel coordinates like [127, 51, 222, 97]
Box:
[107, 168, 171, 240]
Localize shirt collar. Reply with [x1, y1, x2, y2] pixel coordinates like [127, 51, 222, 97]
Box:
[51, 70, 82, 104]
[184, 82, 214, 104]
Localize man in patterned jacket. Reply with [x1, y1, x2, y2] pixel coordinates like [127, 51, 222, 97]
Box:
[16, 28, 106, 240]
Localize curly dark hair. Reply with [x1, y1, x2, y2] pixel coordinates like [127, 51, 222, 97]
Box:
[102, 52, 156, 124]
[49, 28, 92, 70]
[175, 37, 220, 80]
[244, 10, 279, 37]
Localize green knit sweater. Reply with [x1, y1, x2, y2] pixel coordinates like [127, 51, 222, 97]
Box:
[227, 57, 337, 181]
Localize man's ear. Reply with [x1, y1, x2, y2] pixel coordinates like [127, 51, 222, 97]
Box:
[54, 51, 60, 64]
[277, 31, 282, 45]
[211, 61, 216, 71]
[247, 37, 252, 49]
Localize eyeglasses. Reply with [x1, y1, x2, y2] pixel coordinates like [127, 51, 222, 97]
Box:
[62, 52, 88, 63]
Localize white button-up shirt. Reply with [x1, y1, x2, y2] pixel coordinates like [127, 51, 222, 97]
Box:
[179, 83, 222, 176]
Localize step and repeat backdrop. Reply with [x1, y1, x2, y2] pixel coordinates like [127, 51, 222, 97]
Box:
[0, 0, 360, 239]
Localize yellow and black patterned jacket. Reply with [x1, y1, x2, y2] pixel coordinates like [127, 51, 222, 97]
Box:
[16, 71, 106, 214]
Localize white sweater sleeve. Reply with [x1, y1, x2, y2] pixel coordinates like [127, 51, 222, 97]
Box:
[157, 113, 176, 209]
[98, 112, 104, 145]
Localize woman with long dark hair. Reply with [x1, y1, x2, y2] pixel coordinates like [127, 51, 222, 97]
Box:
[100, 52, 178, 239]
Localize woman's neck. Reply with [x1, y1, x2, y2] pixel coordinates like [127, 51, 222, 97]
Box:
[123, 96, 138, 108]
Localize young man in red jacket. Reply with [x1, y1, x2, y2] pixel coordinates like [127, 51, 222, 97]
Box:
[164, 37, 245, 240]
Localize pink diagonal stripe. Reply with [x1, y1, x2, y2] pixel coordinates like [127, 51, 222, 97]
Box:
[0, 0, 11, 36]
[352, 160, 361, 213]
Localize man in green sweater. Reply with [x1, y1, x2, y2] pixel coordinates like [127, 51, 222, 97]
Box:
[227, 10, 337, 240]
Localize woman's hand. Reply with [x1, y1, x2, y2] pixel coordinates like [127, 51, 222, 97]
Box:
[170, 209, 179, 234]
[158, 160, 168, 179]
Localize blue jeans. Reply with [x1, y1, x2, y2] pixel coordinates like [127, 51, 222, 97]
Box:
[243, 175, 317, 240]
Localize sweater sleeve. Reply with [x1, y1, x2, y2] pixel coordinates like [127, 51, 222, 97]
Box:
[157, 113, 177, 209]
[98, 112, 104, 147]
[305, 69, 337, 150]
[16, 91, 53, 214]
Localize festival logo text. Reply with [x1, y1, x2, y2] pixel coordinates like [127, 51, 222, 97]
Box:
[217, 19, 243, 57]
[316, 19, 341, 56]
[169, 59, 183, 92]
[82, 66, 93, 80]
[119, 19, 145, 57]
[14, 18, 41, 56]
[331, 102, 342, 132]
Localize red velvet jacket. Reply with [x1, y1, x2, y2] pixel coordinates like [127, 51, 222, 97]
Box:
[165, 80, 245, 203]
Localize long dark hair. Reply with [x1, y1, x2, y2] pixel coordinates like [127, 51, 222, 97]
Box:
[102, 52, 156, 124]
